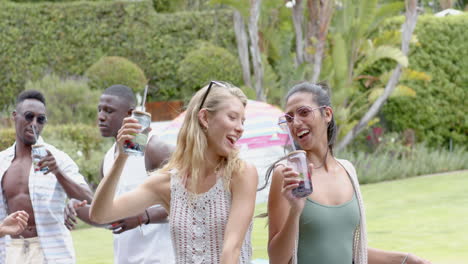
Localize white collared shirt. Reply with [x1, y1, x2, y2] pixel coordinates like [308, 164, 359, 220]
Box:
[103, 142, 175, 264]
[0, 137, 87, 264]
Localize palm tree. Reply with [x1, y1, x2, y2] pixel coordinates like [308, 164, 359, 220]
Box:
[336, 0, 421, 150]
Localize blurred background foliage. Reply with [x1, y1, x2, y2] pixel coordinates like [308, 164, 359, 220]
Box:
[85, 56, 148, 92]
[0, 0, 466, 187]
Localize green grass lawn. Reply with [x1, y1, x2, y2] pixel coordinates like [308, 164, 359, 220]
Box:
[73, 171, 468, 263]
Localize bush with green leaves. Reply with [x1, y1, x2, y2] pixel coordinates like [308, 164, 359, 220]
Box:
[0, 124, 110, 187]
[0, 1, 236, 107]
[377, 14, 468, 148]
[152, 0, 188, 12]
[25, 74, 100, 125]
[341, 144, 468, 184]
[8, 0, 110, 2]
[177, 42, 243, 98]
[0, 128, 15, 151]
[85, 56, 148, 93]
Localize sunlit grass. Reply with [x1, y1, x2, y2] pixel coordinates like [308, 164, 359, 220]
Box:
[73, 171, 468, 263]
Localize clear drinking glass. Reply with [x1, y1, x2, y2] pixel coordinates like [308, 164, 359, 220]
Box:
[32, 144, 48, 173]
[287, 150, 313, 198]
[123, 110, 152, 156]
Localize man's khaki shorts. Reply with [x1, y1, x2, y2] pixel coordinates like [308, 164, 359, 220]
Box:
[6, 237, 45, 264]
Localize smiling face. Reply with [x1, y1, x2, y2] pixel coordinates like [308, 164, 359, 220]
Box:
[203, 96, 246, 158]
[97, 94, 133, 138]
[13, 99, 47, 146]
[284, 92, 332, 151]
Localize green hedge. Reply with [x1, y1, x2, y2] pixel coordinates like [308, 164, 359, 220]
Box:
[25, 74, 100, 125]
[177, 42, 243, 98]
[0, 1, 236, 106]
[8, 0, 109, 3]
[85, 56, 148, 92]
[0, 125, 111, 187]
[378, 14, 468, 148]
[341, 144, 468, 184]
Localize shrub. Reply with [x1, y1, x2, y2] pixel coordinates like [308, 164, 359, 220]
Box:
[85, 56, 147, 93]
[0, 124, 110, 187]
[0, 128, 15, 151]
[339, 128, 468, 183]
[43, 124, 112, 188]
[340, 144, 468, 184]
[9, 0, 110, 3]
[177, 42, 243, 98]
[0, 1, 236, 107]
[25, 74, 100, 125]
[376, 14, 468, 148]
[152, 0, 186, 12]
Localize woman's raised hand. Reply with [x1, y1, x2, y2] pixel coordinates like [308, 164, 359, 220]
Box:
[280, 164, 311, 215]
[116, 117, 142, 155]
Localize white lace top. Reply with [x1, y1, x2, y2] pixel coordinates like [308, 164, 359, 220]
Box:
[169, 171, 252, 264]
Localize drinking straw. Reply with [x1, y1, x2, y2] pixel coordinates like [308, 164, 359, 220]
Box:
[285, 125, 296, 151]
[32, 125, 38, 142]
[279, 117, 296, 151]
[141, 84, 149, 112]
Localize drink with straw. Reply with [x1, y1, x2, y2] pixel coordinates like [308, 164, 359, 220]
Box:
[286, 150, 313, 198]
[123, 111, 152, 156]
[32, 144, 48, 173]
[123, 85, 152, 156]
[30, 125, 48, 173]
[278, 115, 313, 198]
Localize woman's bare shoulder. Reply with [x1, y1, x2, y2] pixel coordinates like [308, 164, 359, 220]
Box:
[147, 169, 172, 185]
[231, 160, 258, 187]
[237, 160, 258, 180]
[144, 169, 173, 208]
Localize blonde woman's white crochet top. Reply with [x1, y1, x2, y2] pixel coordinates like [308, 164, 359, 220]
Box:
[169, 171, 252, 264]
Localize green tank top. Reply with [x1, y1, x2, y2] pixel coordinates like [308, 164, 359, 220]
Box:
[297, 193, 360, 264]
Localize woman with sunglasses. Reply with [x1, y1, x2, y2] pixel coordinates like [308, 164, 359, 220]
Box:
[90, 81, 257, 264]
[266, 82, 431, 264]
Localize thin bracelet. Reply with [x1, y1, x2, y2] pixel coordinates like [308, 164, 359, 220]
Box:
[401, 253, 409, 264]
[145, 209, 150, 225]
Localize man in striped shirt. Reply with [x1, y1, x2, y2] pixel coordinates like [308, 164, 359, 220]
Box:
[0, 90, 93, 263]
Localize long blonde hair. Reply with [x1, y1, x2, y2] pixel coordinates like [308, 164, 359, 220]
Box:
[159, 82, 248, 192]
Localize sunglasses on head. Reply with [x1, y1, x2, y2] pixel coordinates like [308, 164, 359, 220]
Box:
[198, 81, 228, 111]
[21, 111, 47, 125]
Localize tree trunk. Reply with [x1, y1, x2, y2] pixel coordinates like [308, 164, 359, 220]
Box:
[310, 0, 334, 83]
[233, 10, 253, 89]
[291, 0, 305, 65]
[248, 0, 266, 101]
[306, 0, 320, 64]
[336, 0, 419, 151]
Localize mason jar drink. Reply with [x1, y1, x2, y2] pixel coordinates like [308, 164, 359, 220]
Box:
[123, 110, 151, 156]
[287, 150, 313, 198]
[32, 144, 48, 173]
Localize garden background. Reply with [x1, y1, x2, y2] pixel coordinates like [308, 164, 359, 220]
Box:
[0, 0, 467, 262]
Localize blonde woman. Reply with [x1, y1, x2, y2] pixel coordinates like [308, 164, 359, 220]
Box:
[90, 81, 257, 264]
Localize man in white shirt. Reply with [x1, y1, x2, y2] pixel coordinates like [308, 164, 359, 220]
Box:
[0, 90, 93, 263]
[67, 85, 174, 263]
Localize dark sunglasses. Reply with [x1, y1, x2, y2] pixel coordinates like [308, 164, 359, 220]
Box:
[198, 81, 227, 111]
[20, 111, 48, 125]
